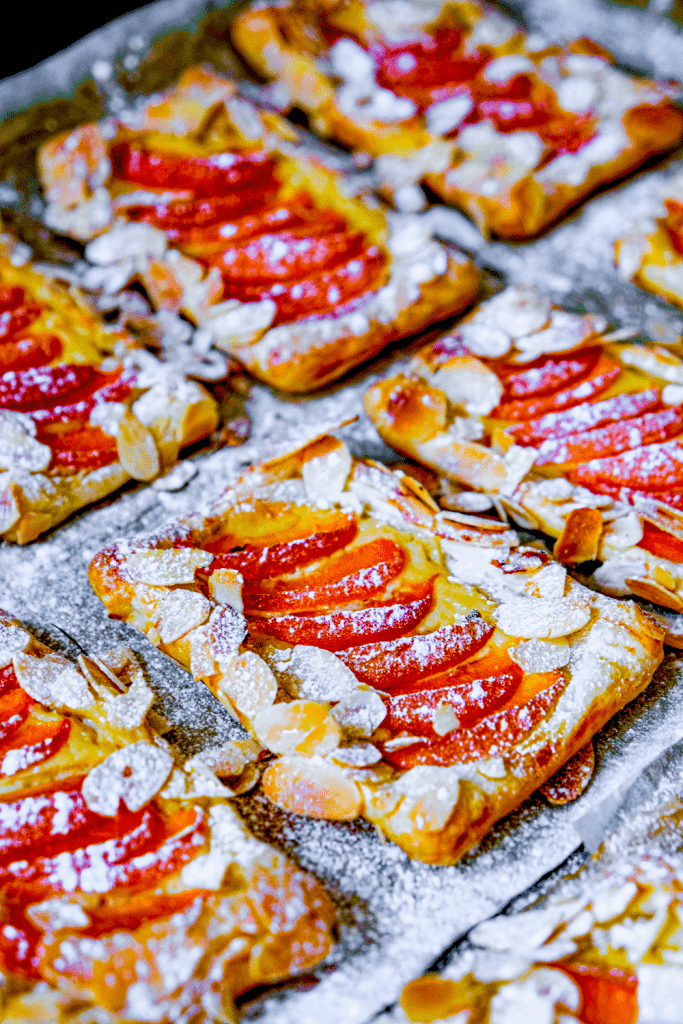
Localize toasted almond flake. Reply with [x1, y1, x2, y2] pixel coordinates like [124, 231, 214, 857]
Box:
[0, 410, 52, 473]
[82, 741, 174, 816]
[116, 411, 160, 481]
[207, 605, 247, 665]
[189, 624, 215, 678]
[330, 689, 387, 739]
[155, 589, 211, 644]
[495, 597, 591, 639]
[208, 568, 244, 611]
[438, 510, 509, 531]
[555, 506, 603, 565]
[331, 743, 382, 767]
[432, 703, 460, 736]
[625, 576, 683, 612]
[509, 639, 570, 672]
[474, 287, 551, 340]
[383, 735, 423, 750]
[13, 651, 94, 710]
[431, 358, 503, 416]
[301, 439, 352, 502]
[262, 755, 362, 820]
[126, 547, 213, 585]
[218, 650, 277, 719]
[522, 562, 567, 600]
[602, 513, 643, 551]
[265, 644, 359, 701]
[187, 737, 262, 777]
[103, 667, 155, 730]
[0, 623, 30, 668]
[252, 699, 336, 755]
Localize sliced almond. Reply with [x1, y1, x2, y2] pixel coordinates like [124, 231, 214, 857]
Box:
[252, 699, 336, 755]
[554, 507, 603, 565]
[126, 546, 213, 585]
[398, 473, 440, 513]
[262, 755, 362, 820]
[653, 564, 679, 592]
[116, 410, 161, 481]
[13, 651, 94, 711]
[82, 741, 174, 816]
[209, 568, 244, 611]
[218, 651, 277, 719]
[509, 639, 570, 672]
[301, 437, 352, 502]
[330, 689, 387, 739]
[155, 589, 211, 644]
[431, 356, 503, 416]
[496, 596, 591, 639]
[0, 623, 30, 668]
[432, 703, 460, 736]
[625, 576, 683, 612]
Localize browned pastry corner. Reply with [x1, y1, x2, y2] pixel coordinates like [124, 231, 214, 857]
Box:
[37, 66, 480, 393]
[88, 425, 663, 865]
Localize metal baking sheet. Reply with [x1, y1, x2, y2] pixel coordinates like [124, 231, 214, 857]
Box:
[4, 1, 683, 1022]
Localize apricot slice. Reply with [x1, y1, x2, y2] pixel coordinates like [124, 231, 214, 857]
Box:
[382, 670, 519, 738]
[560, 963, 638, 1024]
[0, 718, 71, 777]
[250, 578, 434, 651]
[508, 388, 662, 447]
[492, 354, 622, 422]
[386, 671, 565, 768]
[569, 438, 683, 492]
[207, 516, 357, 579]
[638, 519, 683, 563]
[337, 611, 494, 689]
[535, 405, 683, 467]
[243, 538, 405, 612]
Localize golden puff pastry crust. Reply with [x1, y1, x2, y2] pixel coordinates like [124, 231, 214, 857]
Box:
[364, 285, 683, 624]
[0, 610, 335, 1024]
[38, 66, 480, 393]
[232, 0, 683, 238]
[0, 238, 218, 544]
[88, 425, 663, 866]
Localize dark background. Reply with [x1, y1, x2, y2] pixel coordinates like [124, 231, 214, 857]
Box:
[8, 4, 146, 80]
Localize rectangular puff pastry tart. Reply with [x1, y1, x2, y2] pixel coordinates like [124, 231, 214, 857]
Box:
[88, 426, 664, 866]
[617, 168, 683, 313]
[0, 609, 335, 1023]
[397, 807, 683, 1024]
[38, 66, 480, 393]
[364, 285, 683, 621]
[0, 236, 217, 544]
[231, 0, 683, 239]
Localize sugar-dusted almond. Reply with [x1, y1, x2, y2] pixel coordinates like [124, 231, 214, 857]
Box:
[125, 546, 213, 585]
[263, 755, 361, 820]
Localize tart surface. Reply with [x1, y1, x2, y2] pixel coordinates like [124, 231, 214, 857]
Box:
[38, 66, 480, 392]
[89, 427, 663, 865]
[0, 237, 218, 544]
[364, 285, 683, 621]
[232, 0, 683, 238]
[0, 610, 335, 1023]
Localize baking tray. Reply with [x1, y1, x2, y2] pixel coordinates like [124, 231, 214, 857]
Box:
[3, 2, 683, 1022]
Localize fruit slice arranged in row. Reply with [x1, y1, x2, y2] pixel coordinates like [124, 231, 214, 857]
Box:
[203, 513, 567, 768]
[112, 143, 387, 326]
[0, 658, 205, 980]
[0, 281, 134, 475]
[479, 338, 683, 524]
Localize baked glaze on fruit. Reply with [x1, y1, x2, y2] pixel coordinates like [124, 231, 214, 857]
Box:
[38, 67, 480, 393]
[0, 237, 217, 544]
[232, 0, 683, 238]
[88, 425, 663, 865]
[364, 285, 683, 624]
[0, 610, 335, 1024]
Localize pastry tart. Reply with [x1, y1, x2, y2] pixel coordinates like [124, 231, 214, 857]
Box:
[364, 286, 683, 621]
[231, 0, 683, 238]
[0, 238, 217, 544]
[88, 426, 663, 866]
[0, 610, 335, 1023]
[38, 67, 480, 393]
[616, 168, 683, 312]
[398, 814, 683, 1024]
